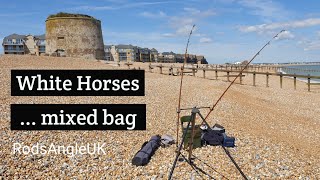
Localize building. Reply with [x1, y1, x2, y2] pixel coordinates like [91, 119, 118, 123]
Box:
[45, 12, 105, 59]
[105, 44, 138, 62]
[137, 47, 158, 62]
[196, 55, 208, 64]
[35, 35, 46, 55]
[117, 44, 137, 62]
[104, 44, 158, 63]
[175, 54, 207, 64]
[2, 34, 25, 55]
[104, 45, 112, 61]
[158, 51, 176, 63]
[2, 33, 46, 55]
[175, 54, 185, 63]
[150, 48, 158, 62]
[138, 48, 150, 62]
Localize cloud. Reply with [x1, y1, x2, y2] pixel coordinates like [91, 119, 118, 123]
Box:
[162, 33, 175, 37]
[70, 1, 175, 11]
[0, 12, 38, 17]
[275, 31, 295, 40]
[72, 6, 115, 11]
[239, 18, 320, 33]
[183, 7, 216, 17]
[295, 34, 320, 51]
[140, 11, 166, 18]
[104, 31, 167, 44]
[176, 24, 197, 36]
[298, 38, 320, 51]
[303, 41, 320, 51]
[238, 0, 290, 21]
[199, 37, 212, 43]
[160, 7, 216, 37]
[201, 9, 216, 17]
[184, 8, 201, 15]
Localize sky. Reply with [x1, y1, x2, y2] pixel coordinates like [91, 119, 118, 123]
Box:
[1, 0, 320, 64]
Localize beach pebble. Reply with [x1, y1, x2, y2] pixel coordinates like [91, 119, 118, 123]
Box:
[0, 55, 319, 179]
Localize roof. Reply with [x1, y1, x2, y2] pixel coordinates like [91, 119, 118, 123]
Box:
[35, 34, 45, 40]
[196, 55, 204, 60]
[139, 48, 150, 53]
[150, 48, 158, 52]
[116, 44, 135, 49]
[175, 54, 184, 58]
[3, 33, 26, 41]
[185, 54, 196, 59]
[162, 51, 175, 55]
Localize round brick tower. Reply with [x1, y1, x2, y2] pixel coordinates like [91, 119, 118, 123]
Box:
[45, 13, 105, 59]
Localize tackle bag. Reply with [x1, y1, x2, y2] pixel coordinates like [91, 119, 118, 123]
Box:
[132, 135, 161, 166]
[202, 124, 235, 147]
[202, 129, 224, 146]
[222, 133, 235, 147]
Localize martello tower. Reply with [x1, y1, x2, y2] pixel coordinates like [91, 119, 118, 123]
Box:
[45, 12, 105, 59]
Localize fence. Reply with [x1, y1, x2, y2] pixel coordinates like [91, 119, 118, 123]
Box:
[148, 64, 320, 92]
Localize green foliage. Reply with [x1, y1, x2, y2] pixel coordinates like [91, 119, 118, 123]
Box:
[47, 12, 96, 20]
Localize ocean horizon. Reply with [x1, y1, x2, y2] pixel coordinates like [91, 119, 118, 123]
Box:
[281, 65, 320, 82]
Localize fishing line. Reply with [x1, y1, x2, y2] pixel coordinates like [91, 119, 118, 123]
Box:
[202, 30, 286, 124]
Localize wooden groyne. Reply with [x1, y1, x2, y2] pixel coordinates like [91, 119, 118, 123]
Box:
[148, 64, 320, 92]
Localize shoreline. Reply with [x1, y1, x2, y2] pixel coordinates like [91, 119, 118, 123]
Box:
[278, 67, 320, 83]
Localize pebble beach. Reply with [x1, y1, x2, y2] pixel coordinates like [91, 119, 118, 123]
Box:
[0, 55, 319, 179]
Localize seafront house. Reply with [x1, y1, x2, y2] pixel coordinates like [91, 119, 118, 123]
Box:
[175, 54, 208, 64]
[175, 54, 185, 63]
[196, 55, 208, 64]
[104, 45, 112, 61]
[158, 51, 176, 63]
[137, 47, 158, 62]
[36, 35, 46, 55]
[116, 44, 137, 62]
[2, 34, 26, 55]
[104, 44, 159, 63]
[150, 48, 158, 62]
[106, 44, 137, 62]
[187, 54, 197, 64]
[2, 33, 46, 55]
[138, 47, 151, 62]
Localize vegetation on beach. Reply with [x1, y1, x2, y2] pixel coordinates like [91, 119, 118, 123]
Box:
[47, 12, 97, 20]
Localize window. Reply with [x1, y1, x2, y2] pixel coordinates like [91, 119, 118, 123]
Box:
[58, 37, 64, 40]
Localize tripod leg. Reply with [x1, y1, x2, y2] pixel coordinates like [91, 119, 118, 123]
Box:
[188, 112, 196, 162]
[168, 118, 193, 180]
[222, 146, 248, 180]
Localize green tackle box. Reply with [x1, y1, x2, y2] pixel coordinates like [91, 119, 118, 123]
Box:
[180, 116, 202, 149]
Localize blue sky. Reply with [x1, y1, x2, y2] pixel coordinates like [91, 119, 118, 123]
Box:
[1, 0, 320, 63]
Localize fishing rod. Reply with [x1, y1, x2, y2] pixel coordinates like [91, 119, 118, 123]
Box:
[201, 30, 286, 125]
[176, 24, 196, 146]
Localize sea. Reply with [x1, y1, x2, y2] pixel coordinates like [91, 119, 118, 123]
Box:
[280, 65, 320, 83]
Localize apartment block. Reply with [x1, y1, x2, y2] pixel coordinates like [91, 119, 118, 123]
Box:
[2, 34, 25, 55]
[2, 33, 46, 55]
[175, 53, 208, 64]
[104, 44, 158, 63]
[158, 52, 176, 63]
[150, 48, 158, 62]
